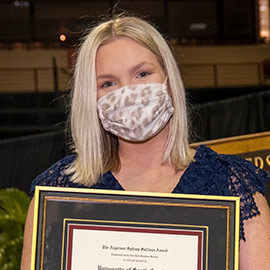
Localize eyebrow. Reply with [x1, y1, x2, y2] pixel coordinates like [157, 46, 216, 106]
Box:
[128, 61, 155, 75]
[96, 61, 155, 80]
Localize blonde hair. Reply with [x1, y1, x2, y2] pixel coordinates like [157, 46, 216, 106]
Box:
[66, 16, 193, 186]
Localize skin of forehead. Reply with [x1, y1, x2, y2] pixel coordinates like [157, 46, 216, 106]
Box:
[95, 36, 165, 81]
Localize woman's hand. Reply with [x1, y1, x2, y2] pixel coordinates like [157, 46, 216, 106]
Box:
[21, 197, 35, 270]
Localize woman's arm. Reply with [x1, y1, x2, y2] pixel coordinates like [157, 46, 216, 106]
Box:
[21, 197, 35, 270]
[240, 192, 270, 270]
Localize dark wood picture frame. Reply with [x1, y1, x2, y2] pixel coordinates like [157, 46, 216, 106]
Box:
[31, 186, 240, 270]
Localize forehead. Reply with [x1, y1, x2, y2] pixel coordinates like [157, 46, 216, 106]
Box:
[95, 37, 161, 69]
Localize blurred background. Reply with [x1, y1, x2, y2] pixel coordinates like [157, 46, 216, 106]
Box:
[0, 1, 270, 268]
[0, 0, 269, 193]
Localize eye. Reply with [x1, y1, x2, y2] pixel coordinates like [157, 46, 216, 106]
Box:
[100, 81, 116, 88]
[136, 71, 151, 79]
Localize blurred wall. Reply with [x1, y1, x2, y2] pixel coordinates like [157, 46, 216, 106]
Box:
[2, 44, 270, 68]
[175, 44, 270, 64]
[1, 44, 270, 91]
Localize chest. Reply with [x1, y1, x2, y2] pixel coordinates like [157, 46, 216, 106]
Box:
[112, 168, 185, 193]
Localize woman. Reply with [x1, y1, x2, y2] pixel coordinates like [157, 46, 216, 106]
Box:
[21, 16, 270, 269]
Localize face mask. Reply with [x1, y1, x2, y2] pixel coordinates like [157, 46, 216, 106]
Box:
[97, 80, 174, 141]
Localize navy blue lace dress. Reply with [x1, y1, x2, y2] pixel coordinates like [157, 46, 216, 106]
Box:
[30, 145, 270, 241]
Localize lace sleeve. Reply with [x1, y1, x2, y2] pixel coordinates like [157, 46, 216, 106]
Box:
[220, 153, 270, 240]
[29, 155, 78, 197]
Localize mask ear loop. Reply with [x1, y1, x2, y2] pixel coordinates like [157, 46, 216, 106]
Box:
[163, 77, 172, 97]
[162, 77, 168, 90]
[163, 77, 168, 85]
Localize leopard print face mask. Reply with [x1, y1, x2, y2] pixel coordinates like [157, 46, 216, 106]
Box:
[97, 80, 174, 141]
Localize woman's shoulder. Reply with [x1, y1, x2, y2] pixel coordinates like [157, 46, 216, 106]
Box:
[29, 155, 80, 197]
[194, 144, 269, 195]
[194, 145, 270, 240]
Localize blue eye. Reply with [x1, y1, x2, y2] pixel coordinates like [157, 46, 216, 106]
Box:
[101, 81, 115, 88]
[137, 71, 151, 78]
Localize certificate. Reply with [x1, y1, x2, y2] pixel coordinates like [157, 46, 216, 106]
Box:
[66, 223, 204, 270]
[31, 187, 240, 270]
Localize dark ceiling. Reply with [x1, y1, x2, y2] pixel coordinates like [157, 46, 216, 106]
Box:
[0, 0, 259, 46]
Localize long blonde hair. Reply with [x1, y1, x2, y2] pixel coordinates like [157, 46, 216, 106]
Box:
[66, 16, 193, 186]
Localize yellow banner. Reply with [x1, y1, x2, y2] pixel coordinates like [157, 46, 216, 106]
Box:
[191, 131, 270, 171]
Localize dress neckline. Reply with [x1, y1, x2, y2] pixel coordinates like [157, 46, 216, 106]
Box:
[105, 145, 206, 193]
